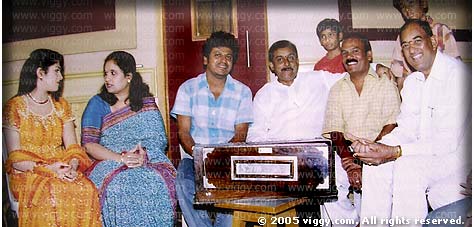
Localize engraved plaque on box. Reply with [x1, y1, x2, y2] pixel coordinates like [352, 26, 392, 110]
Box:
[231, 156, 298, 181]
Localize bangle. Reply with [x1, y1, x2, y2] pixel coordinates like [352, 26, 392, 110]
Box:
[395, 146, 402, 158]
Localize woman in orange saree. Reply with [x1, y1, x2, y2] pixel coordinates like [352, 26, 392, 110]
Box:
[3, 49, 102, 227]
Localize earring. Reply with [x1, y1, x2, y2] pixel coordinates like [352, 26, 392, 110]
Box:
[127, 79, 131, 83]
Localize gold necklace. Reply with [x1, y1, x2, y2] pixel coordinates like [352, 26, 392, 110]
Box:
[27, 93, 49, 104]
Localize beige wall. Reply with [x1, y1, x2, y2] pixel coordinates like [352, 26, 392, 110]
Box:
[3, 1, 471, 140]
[2, 0, 168, 141]
[266, 0, 471, 72]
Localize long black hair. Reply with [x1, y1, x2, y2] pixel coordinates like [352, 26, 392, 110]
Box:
[17, 48, 65, 101]
[98, 51, 153, 112]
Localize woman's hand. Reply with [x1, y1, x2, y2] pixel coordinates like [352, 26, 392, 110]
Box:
[46, 162, 78, 181]
[121, 144, 147, 168]
[69, 158, 79, 170]
[61, 158, 80, 182]
[63, 169, 79, 182]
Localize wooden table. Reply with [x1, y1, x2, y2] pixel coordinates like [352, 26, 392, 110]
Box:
[215, 197, 308, 227]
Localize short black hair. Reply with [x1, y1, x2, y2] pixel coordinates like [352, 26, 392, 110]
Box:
[342, 33, 372, 53]
[202, 31, 239, 65]
[400, 19, 433, 44]
[393, 0, 429, 15]
[316, 18, 343, 38]
[268, 40, 298, 61]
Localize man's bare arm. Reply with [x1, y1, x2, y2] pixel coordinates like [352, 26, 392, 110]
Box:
[177, 115, 196, 156]
[229, 123, 249, 143]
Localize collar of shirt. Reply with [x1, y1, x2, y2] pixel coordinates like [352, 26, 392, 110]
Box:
[342, 67, 379, 83]
[412, 50, 447, 82]
[197, 72, 236, 93]
[270, 73, 305, 107]
[271, 73, 301, 88]
[427, 50, 449, 81]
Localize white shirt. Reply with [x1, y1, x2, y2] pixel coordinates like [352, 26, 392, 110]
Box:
[380, 51, 470, 159]
[247, 71, 344, 142]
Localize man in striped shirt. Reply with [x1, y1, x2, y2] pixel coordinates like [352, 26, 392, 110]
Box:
[171, 31, 253, 227]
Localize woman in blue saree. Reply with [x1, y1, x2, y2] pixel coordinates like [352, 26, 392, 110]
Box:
[81, 51, 176, 227]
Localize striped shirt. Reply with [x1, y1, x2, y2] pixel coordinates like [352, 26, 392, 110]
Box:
[171, 73, 253, 158]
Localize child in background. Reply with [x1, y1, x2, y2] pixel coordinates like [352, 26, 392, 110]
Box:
[314, 18, 346, 73]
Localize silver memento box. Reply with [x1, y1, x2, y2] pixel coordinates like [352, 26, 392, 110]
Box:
[193, 139, 337, 204]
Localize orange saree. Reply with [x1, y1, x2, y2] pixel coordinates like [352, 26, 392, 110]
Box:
[4, 96, 101, 227]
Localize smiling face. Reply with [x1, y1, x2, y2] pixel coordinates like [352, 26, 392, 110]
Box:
[39, 62, 63, 92]
[204, 47, 234, 79]
[319, 28, 342, 52]
[400, 23, 437, 76]
[341, 38, 372, 76]
[103, 60, 131, 96]
[269, 47, 299, 86]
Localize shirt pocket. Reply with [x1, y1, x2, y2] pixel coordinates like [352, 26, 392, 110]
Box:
[434, 104, 459, 132]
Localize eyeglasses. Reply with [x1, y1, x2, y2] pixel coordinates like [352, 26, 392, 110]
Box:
[401, 36, 428, 50]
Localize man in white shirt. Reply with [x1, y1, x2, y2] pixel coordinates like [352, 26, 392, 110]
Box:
[352, 19, 470, 226]
[247, 40, 343, 142]
[247, 40, 358, 227]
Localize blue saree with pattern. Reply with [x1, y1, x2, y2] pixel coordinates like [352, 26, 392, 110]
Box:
[81, 95, 176, 227]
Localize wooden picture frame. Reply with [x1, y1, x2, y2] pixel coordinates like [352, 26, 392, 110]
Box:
[191, 0, 238, 41]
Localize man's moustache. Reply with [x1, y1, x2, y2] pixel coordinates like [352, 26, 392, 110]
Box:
[345, 59, 358, 64]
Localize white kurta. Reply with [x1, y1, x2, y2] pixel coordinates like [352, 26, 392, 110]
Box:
[248, 71, 361, 227]
[362, 51, 471, 227]
[247, 71, 343, 142]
